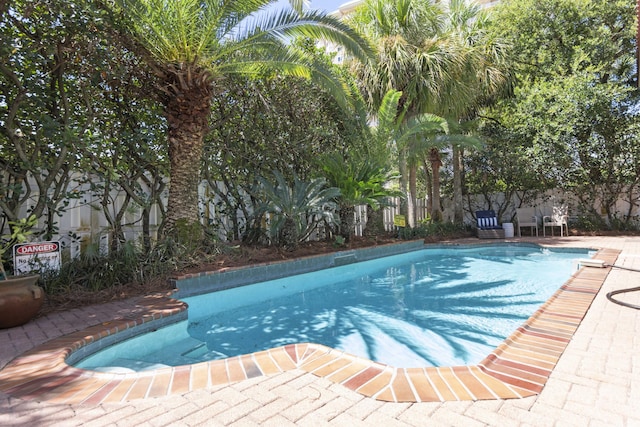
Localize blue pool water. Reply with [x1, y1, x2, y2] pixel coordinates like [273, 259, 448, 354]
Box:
[75, 244, 591, 371]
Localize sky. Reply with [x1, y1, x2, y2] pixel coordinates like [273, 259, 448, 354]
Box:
[272, 0, 349, 14]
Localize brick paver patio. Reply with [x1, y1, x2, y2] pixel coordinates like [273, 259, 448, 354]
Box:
[1, 236, 639, 426]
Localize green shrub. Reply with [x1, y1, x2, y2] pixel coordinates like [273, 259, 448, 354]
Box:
[572, 214, 605, 232]
[608, 214, 640, 232]
[40, 233, 225, 296]
[397, 222, 473, 240]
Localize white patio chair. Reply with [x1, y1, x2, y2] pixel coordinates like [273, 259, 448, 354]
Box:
[516, 207, 538, 237]
[543, 205, 568, 237]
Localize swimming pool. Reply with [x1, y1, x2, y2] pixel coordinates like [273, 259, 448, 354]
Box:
[74, 244, 591, 372]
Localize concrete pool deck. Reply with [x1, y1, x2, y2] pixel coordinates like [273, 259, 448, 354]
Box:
[1, 236, 640, 426]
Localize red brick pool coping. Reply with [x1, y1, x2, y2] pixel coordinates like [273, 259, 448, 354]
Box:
[0, 248, 619, 404]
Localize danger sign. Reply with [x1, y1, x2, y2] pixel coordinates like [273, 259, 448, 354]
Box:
[15, 242, 59, 255]
[13, 241, 61, 275]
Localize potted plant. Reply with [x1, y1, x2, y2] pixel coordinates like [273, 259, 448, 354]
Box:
[0, 215, 44, 328]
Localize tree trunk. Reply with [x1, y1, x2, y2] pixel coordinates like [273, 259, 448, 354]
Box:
[637, 0, 640, 88]
[398, 149, 410, 224]
[408, 164, 417, 227]
[279, 217, 298, 251]
[363, 205, 385, 239]
[452, 145, 464, 223]
[162, 74, 212, 239]
[423, 159, 432, 219]
[142, 207, 151, 253]
[429, 147, 443, 222]
[339, 204, 355, 242]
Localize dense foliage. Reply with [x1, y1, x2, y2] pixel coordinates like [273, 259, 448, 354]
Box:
[467, 0, 640, 228]
[348, 0, 509, 225]
[0, 0, 167, 247]
[202, 74, 362, 241]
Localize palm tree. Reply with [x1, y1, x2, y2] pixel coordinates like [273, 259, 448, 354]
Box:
[436, 0, 511, 222]
[110, 0, 372, 238]
[349, 0, 508, 225]
[321, 89, 447, 241]
[348, 0, 460, 226]
[320, 153, 399, 242]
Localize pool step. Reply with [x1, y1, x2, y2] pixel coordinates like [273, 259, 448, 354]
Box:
[94, 358, 170, 372]
[181, 342, 228, 360]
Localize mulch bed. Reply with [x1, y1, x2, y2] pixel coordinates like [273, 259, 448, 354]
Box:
[38, 236, 407, 316]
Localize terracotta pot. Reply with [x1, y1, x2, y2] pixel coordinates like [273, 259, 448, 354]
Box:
[0, 275, 43, 328]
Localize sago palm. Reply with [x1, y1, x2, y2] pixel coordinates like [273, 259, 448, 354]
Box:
[110, 0, 372, 237]
[255, 171, 340, 250]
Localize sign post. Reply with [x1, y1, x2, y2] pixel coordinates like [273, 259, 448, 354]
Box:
[393, 214, 406, 228]
[13, 241, 61, 275]
[393, 215, 406, 237]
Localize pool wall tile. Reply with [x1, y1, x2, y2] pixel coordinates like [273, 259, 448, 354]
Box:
[391, 370, 418, 402]
[429, 369, 458, 400]
[226, 357, 246, 383]
[172, 240, 426, 298]
[147, 370, 172, 397]
[102, 377, 135, 403]
[405, 368, 440, 401]
[269, 348, 297, 371]
[355, 368, 394, 397]
[252, 351, 280, 375]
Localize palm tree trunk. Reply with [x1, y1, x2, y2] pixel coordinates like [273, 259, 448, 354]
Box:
[408, 164, 417, 227]
[339, 204, 355, 242]
[429, 147, 443, 222]
[363, 205, 385, 239]
[423, 159, 433, 218]
[452, 145, 464, 223]
[399, 149, 410, 224]
[279, 217, 299, 251]
[163, 80, 212, 238]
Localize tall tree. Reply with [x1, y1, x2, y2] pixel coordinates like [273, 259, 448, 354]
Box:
[0, 0, 158, 240]
[488, 0, 635, 85]
[348, 0, 458, 226]
[108, 0, 372, 238]
[477, 0, 639, 226]
[435, 0, 510, 222]
[348, 0, 506, 225]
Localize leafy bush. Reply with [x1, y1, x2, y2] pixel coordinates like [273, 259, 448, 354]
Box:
[397, 222, 473, 240]
[253, 171, 340, 250]
[40, 234, 225, 296]
[608, 214, 640, 232]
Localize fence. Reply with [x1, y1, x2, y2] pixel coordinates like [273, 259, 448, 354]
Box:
[5, 177, 635, 258]
[1, 178, 431, 256]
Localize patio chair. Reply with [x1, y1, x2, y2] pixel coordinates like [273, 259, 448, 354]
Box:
[543, 205, 569, 237]
[476, 210, 505, 239]
[516, 207, 539, 237]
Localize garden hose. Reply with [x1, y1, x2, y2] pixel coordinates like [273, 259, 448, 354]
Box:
[602, 263, 640, 310]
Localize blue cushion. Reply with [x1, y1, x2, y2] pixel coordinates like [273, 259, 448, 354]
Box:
[476, 210, 502, 229]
